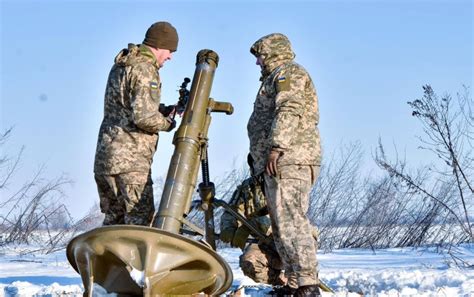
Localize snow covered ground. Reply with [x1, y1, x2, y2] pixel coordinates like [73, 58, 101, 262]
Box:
[1, 243, 473, 296]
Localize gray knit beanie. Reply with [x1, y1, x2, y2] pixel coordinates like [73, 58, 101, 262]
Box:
[143, 21, 178, 52]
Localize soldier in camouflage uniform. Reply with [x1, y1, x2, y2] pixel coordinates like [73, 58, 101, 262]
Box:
[94, 22, 178, 226]
[247, 33, 322, 296]
[220, 155, 286, 286]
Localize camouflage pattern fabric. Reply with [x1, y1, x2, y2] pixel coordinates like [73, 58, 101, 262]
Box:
[239, 243, 286, 286]
[95, 172, 154, 226]
[220, 176, 270, 238]
[220, 174, 320, 286]
[94, 44, 171, 225]
[94, 44, 171, 176]
[247, 33, 321, 176]
[247, 33, 321, 288]
[264, 165, 320, 287]
[220, 176, 281, 285]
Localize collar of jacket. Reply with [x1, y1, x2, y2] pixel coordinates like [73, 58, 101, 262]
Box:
[114, 44, 160, 69]
[138, 44, 160, 69]
[260, 58, 292, 81]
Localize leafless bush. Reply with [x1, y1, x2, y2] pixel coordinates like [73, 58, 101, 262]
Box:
[308, 141, 366, 249]
[69, 202, 104, 232]
[0, 128, 75, 252]
[375, 85, 473, 244]
[307, 86, 473, 251]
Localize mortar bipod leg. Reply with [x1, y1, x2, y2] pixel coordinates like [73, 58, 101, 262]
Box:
[199, 146, 217, 250]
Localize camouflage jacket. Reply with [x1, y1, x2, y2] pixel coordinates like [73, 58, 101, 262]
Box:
[247, 33, 321, 175]
[94, 44, 171, 175]
[220, 177, 271, 237]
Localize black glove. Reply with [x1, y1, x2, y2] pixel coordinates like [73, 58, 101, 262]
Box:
[165, 117, 176, 132]
[220, 227, 236, 244]
[232, 226, 251, 250]
[159, 104, 176, 117]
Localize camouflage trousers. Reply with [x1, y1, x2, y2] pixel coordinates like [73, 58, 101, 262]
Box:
[264, 164, 320, 288]
[239, 243, 286, 286]
[95, 172, 154, 226]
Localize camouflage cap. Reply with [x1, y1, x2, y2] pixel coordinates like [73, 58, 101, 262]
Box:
[143, 21, 179, 52]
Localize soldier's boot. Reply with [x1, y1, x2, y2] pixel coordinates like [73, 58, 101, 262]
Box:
[268, 285, 297, 296]
[294, 285, 321, 297]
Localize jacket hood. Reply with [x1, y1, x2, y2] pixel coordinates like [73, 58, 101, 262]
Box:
[250, 33, 295, 76]
[114, 43, 159, 68]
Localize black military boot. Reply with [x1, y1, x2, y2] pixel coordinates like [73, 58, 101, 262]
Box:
[294, 285, 321, 296]
[268, 285, 297, 296]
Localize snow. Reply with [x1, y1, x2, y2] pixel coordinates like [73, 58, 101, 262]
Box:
[1, 243, 473, 296]
[129, 268, 145, 288]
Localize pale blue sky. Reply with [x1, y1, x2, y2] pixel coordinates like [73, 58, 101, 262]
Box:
[1, 0, 472, 218]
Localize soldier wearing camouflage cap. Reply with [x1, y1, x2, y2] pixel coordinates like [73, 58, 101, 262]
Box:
[94, 21, 178, 226]
[247, 33, 322, 296]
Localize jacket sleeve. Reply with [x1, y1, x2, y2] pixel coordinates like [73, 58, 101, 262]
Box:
[270, 65, 305, 151]
[129, 63, 171, 133]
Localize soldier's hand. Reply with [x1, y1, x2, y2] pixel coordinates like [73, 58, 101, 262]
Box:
[232, 226, 251, 250]
[165, 117, 176, 132]
[266, 150, 281, 176]
[219, 228, 236, 243]
[159, 104, 176, 117]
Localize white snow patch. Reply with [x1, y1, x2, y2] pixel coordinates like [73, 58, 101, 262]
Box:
[1, 244, 473, 296]
[129, 267, 145, 288]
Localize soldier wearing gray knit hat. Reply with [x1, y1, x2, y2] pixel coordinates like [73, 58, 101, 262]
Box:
[143, 21, 179, 52]
[94, 21, 178, 226]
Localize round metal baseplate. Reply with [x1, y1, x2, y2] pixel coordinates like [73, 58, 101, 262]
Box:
[66, 225, 233, 296]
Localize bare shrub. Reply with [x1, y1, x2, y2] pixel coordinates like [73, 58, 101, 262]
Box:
[0, 128, 75, 252]
[375, 85, 473, 243]
[308, 141, 366, 249]
[308, 86, 473, 251]
[69, 202, 104, 232]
